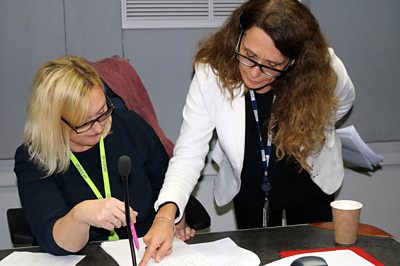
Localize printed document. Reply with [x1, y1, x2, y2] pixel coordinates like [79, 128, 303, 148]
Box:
[101, 237, 260, 266]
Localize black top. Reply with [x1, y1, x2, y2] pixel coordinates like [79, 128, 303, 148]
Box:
[241, 90, 320, 210]
[14, 109, 169, 255]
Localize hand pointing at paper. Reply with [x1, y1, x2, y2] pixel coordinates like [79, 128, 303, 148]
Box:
[140, 204, 176, 265]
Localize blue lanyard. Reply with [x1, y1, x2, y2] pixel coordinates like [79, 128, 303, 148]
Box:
[249, 89, 273, 193]
[249, 89, 274, 227]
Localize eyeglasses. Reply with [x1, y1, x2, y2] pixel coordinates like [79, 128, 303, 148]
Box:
[234, 29, 291, 78]
[62, 95, 115, 134]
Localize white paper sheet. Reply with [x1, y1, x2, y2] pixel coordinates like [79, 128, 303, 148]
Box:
[0, 251, 85, 266]
[264, 250, 375, 266]
[101, 238, 211, 266]
[336, 125, 384, 169]
[190, 237, 260, 266]
[101, 237, 260, 266]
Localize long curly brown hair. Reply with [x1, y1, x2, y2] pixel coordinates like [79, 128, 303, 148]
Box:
[194, 0, 338, 171]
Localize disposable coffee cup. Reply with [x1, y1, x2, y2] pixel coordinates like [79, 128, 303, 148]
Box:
[330, 200, 363, 245]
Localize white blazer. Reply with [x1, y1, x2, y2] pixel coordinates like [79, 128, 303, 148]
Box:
[155, 49, 355, 221]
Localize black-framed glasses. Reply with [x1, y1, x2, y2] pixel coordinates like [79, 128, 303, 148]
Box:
[234, 29, 292, 78]
[61, 95, 115, 134]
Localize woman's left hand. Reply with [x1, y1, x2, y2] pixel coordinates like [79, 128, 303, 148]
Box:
[175, 213, 196, 241]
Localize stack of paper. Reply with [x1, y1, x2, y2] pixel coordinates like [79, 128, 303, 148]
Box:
[100, 237, 260, 266]
[336, 125, 384, 170]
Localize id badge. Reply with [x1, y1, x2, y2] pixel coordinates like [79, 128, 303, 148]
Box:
[262, 196, 269, 227]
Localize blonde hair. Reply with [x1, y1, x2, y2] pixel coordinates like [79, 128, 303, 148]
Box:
[23, 56, 110, 176]
[194, 0, 338, 171]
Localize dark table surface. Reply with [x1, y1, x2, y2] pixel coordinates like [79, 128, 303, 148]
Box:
[189, 225, 400, 265]
[1, 224, 398, 265]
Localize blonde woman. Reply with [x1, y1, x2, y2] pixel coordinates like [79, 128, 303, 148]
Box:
[141, 0, 355, 264]
[14, 56, 170, 255]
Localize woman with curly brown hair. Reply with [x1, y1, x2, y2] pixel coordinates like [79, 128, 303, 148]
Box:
[141, 0, 355, 264]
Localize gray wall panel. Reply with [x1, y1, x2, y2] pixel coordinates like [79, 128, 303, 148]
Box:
[310, 0, 400, 142]
[0, 0, 399, 160]
[64, 0, 122, 60]
[0, 0, 66, 159]
[123, 28, 215, 141]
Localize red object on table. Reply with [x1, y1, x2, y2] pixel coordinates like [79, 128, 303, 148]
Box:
[280, 246, 383, 266]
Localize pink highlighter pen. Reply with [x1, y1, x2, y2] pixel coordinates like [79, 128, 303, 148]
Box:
[130, 222, 140, 250]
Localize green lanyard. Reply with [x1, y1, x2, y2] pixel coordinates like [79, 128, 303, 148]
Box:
[70, 136, 119, 241]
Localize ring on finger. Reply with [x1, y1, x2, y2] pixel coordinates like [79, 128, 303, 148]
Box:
[113, 218, 119, 225]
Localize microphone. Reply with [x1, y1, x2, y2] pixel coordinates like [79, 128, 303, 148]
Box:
[118, 155, 131, 177]
[118, 155, 137, 266]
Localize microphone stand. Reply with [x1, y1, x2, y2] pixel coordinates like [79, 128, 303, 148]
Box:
[119, 155, 137, 266]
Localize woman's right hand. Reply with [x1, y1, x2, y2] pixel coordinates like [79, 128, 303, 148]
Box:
[75, 197, 137, 230]
[139, 204, 177, 266]
[53, 197, 137, 253]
